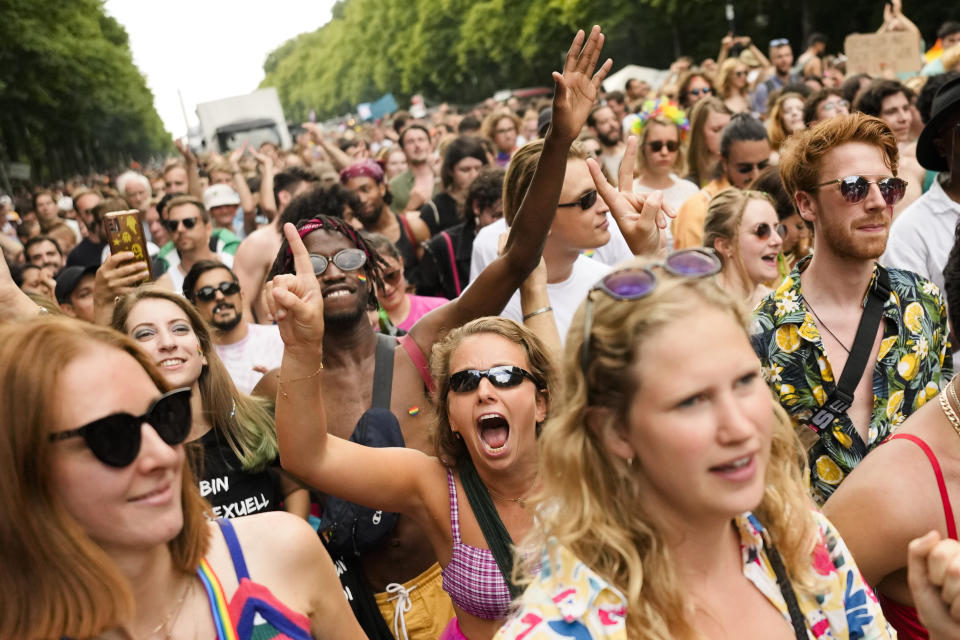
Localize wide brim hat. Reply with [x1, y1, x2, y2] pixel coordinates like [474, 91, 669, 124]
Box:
[917, 76, 960, 172]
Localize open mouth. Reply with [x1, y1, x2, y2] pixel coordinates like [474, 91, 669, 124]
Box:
[760, 253, 777, 267]
[477, 413, 510, 456]
[710, 455, 752, 472]
[214, 303, 235, 314]
[158, 358, 185, 368]
[323, 286, 354, 300]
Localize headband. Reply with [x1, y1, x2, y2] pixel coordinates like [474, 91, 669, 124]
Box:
[630, 99, 690, 141]
[339, 159, 384, 185]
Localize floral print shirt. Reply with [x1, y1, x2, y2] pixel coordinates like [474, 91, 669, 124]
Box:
[494, 512, 892, 639]
[752, 256, 951, 504]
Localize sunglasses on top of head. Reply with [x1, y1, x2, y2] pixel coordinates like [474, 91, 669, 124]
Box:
[648, 140, 679, 152]
[309, 248, 368, 276]
[449, 365, 541, 393]
[194, 281, 240, 302]
[815, 176, 908, 206]
[557, 190, 599, 210]
[163, 217, 199, 232]
[580, 249, 722, 374]
[48, 388, 192, 467]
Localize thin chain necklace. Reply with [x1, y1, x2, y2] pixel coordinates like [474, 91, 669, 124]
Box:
[150, 576, 194, 640]
[486, 473, 540, 507]
[805, 298, 851, 354]
[939, 376, 960, 440]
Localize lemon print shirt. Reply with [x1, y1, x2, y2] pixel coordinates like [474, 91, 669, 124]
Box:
[751, 256, 952, 504]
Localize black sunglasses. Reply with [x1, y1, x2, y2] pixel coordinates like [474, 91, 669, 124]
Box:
[48, 388, 192, 467]
[751, 222, 786, 240]
[558, 190, 599, 210]
[648, 140, 679, 153]
[816, 176, 908, 206]
[735, 160, 770, 174]
[309, 248, 367, 276]
[689, 87, 712, 96]
[162, 217, 199, 232]
[194, 281, 240, 302]
[580, 249, 722, 374]
[449, 365, 540, 393]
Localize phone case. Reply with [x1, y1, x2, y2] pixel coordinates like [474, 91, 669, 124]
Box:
[102, 210, 153, 281]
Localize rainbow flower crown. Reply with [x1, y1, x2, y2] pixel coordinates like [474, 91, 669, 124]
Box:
[630, 99, 690, 140]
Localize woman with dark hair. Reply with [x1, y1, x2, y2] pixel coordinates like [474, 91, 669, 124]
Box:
[0, 317, 363, 639]
[418, 136, 490, 237]
[677, 70, 717, 111]
[112, 286, 308, 520]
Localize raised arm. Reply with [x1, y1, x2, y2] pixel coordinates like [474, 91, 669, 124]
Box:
[269, 223, 440, 517]
[175, 139, 204, 200]
[410, 26, 612, 350]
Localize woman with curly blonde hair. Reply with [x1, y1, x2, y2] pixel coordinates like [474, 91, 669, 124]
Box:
[496, 254, 892, 639]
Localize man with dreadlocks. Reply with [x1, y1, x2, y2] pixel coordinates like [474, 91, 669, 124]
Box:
[265, 28, 667, 640]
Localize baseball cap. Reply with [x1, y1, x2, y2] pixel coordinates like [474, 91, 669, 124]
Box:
[203, 184, 241, 210]
[55, 265, 97, 304]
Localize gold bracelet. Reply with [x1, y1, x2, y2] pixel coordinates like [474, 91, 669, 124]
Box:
[277, 364, 323, 398]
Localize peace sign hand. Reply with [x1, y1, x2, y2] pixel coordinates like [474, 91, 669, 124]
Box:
[587, 135, 675, 256]
[267, 223, 325, 355]
[549, 26, 613, 142]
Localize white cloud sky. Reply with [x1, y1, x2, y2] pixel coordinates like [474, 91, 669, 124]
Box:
[104, 0, 335, 139]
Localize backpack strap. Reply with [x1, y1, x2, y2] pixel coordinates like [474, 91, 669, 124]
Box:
[441, 231, 462, 296]
[372, 333, 396, 410]
[397, 213, 417, 247]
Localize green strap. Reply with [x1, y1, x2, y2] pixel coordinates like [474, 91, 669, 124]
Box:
[457, 458, 522, 598]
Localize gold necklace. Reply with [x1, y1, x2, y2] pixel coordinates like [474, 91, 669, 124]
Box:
[938, 377, 960, 440]
[150, 576, 193, 640]
[486, 473, 540, 507]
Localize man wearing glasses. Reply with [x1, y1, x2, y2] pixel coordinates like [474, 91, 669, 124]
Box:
[183, 260, 283, 393]
[752, 113, 952, 505]
[673, 113, 772, 248]
[751, 38, 800, 115]
[155, 195, 236, 294]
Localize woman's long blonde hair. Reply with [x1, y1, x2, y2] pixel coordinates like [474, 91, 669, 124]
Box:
[112, 286, 278, 471]
[0, 318, 210, 639]
[703, 188, 777, 292]
[685, 98, 732, 186]
[520, 262, 818, 639]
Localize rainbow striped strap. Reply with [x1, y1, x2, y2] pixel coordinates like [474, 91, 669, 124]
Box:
[197, 558, 240, 640]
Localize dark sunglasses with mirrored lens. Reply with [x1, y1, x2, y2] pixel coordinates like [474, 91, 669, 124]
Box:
[648, 140, 679, 152]
[162, 217, 199, 232]
[557, 190, 599, 210]
[816, 176, 908, 206]
[751, 223, 785, 240]
[449, 365, 540, 393]
[48, 388, 192, 467]
[689, 87, 712, 96]
[735, 160, 770, 174]
[194, 281, 240, 302]
[581, 249, 722, 373]
[309, 248, 368, 276]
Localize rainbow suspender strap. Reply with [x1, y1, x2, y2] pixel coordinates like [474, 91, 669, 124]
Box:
[197, 557, 240, 640]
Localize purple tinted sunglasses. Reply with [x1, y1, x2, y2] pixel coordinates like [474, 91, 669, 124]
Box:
[580, 248, 722, 374]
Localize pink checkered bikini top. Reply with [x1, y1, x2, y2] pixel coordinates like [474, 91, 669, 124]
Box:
[441, 468, 512, 620]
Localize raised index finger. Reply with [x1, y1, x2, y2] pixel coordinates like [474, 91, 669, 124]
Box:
[282, 222, 314, 279]
[619, 135, 639, 191]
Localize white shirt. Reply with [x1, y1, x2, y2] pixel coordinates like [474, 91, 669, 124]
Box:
[469, 215, 633, 283]
[499, 255, 611, 345]
[215, 323, 285, 394]
[881, 178, 960, 293]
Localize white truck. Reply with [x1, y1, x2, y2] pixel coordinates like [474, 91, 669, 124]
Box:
[195, 88, 291, 153]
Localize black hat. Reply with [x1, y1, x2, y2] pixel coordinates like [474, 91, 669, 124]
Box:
[54, 265, 97, 304]
[916, 76, 960, 172]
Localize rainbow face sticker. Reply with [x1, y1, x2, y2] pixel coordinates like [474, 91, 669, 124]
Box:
[407, 406, 420, 416]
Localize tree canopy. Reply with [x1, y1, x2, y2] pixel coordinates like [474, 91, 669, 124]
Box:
[0, 0, 171, 182]
[261, 0, 948, 121]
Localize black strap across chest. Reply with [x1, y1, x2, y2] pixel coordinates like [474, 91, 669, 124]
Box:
[371, 333, 395, 410]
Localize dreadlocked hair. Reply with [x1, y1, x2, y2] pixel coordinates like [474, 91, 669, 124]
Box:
[268, 215, 387, 311]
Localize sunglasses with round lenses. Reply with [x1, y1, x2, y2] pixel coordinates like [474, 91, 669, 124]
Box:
[648, 140, 679, 153]
[557, 189, 599, 210]
[751, 222, 785, 241]
[581, 249, 722, 373]
[309, 248, 367, 276]
[689, 87, 712, 96]
[381, 270, 402, 286]
[816, 176, 908, 206]
[449, 365, 540, 393]
[162, 217, 199, 232]
[194, 280, 240, 302]
[48, 388, 192, 467]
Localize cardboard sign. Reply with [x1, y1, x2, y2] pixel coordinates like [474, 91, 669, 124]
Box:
[844, 32, 923, 76]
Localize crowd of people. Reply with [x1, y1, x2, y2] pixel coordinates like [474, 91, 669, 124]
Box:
[5, 11, 960, 640]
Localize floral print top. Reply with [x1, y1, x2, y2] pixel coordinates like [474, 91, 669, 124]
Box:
[752, 256, 951, 504]
[494, 512, 892, 639]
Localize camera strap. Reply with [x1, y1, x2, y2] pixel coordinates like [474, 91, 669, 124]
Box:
[804, 266, 890, 459]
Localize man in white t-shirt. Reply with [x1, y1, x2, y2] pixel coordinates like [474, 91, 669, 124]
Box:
[183, 260, 283, 393]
